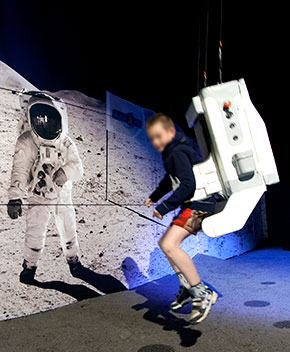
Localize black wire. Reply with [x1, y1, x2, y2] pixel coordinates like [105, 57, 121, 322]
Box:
[0, 203, 148, 206]
[196, 21, 201, 93]
[0, 85, 136, 124]
[219, 0, 223, 42]
[107, 200, 167, 227]
[2, 202, 167, 226]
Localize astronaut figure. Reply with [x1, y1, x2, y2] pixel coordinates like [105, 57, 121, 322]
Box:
[7, 91, 84, 284]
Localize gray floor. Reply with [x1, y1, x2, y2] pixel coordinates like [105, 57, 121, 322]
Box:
[0, 246, 289, 352]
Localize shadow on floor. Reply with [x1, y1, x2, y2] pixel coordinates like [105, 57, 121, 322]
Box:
[69, 265, 127, 294]
[26, 265, 127, 300]
[29, 279, 100, 301]
[122, 257, 202, 348]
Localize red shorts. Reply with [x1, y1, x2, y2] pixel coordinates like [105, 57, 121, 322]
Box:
[170, 208, 212, 235]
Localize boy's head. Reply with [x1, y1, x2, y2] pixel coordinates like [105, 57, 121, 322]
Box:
[146, 113, 176, 152]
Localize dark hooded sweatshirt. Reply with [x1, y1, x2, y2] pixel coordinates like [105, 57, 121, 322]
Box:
[149, 131, 216, 216]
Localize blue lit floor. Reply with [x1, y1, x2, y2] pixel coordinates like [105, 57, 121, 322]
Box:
[0, 247, 289, 352]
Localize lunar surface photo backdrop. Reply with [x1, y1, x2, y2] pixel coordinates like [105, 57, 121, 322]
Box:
[0, 61, 267, 320]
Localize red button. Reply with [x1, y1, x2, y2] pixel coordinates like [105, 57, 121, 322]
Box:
[224, 100, 231, 109]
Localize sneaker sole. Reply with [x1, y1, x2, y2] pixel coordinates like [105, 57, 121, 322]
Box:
[171, 288, 218, 311]
[189, 291, 218, 324]
[170, 297, 192, 310]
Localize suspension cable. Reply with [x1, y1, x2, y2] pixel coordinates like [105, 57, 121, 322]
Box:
[196, 21, 201, 93]
[203, 0, 210, 87]
[218, 0, 223, 84]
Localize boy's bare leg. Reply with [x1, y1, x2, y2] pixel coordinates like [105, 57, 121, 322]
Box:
[158, 227, 181, 272]
[165, 253, 180, 273]
[159, 224, 218, 322]
[161, 240, 192, 291]
[158, 224, 201, 286]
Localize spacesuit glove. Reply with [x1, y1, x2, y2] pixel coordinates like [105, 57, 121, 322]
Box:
[53, 167, 68, 187]
[7, 199, 22, 219]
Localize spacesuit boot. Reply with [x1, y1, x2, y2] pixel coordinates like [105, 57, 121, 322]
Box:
[67, 255, 85, 278]
[19, 259, 37, 284]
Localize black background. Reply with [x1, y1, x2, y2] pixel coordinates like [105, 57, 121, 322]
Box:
[0, 1, 287, 246]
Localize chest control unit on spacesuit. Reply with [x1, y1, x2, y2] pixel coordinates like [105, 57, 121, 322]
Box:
[14, 91, 70, 199]
[185, 79, 279, 237]
[28, 145, 66, 198]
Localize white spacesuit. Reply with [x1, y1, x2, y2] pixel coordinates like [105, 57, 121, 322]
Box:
[7, 91, 84, 283]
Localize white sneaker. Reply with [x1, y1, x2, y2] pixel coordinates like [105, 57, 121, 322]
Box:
[189, 288, 218, 324]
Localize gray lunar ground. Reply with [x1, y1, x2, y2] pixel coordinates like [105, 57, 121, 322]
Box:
[0, 61, 267, 321]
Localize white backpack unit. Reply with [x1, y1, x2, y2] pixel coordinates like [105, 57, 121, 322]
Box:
[186, 79, 279, 237]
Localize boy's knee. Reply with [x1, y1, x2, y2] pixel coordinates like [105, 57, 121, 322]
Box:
[159, 239, 174, 255]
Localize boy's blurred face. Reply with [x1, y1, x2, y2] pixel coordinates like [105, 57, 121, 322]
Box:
[147, 122, 176, 152]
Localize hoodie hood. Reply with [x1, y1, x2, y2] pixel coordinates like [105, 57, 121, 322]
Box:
[162, 131, 191, 161]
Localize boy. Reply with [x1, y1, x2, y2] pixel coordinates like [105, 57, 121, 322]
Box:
[145, 112, 218, 324]
[7, 92, 84, 284]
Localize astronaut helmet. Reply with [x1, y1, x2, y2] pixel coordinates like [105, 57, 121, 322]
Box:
[18, 91, 68, 142]
[29, 103, 62, 140]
